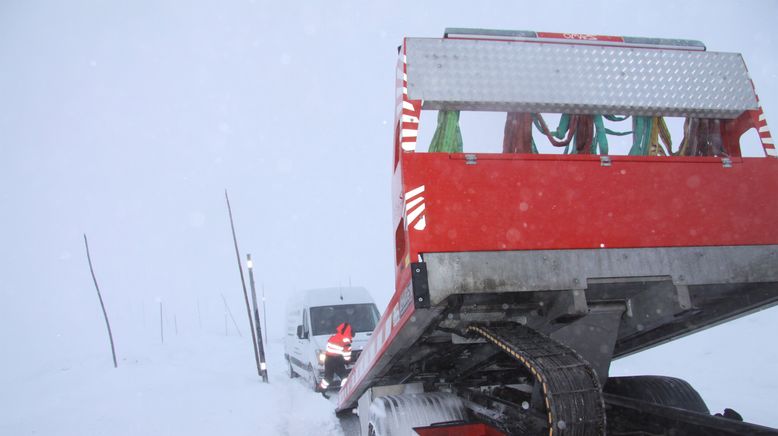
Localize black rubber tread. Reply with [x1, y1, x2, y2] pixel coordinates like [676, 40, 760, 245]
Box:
[468, 324, 606, 436]
[604, 375, 709, 414]
[604, 393, 778, 436]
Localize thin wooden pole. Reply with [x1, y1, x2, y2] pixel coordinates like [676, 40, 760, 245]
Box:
[159, 301, 164, 344]
[196, 299, 202, 330]
[261, 282, 268, 344]
[221, 293, 242, 337]
[225, 190, 261, 378]
[247, 254, 268, 382]
[83, 234, 118, 368]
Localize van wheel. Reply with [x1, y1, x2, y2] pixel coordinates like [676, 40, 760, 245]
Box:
[287, 358, 298, 378]
[308, 364, 319, 391]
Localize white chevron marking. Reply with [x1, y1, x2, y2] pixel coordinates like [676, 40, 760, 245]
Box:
[405, 196, 424, 212]
[404, 185, 425, 200]
[406, 203, 425, 225]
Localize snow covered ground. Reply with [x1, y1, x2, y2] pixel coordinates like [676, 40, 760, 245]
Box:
[4, 310, 777, 436]
[1, 333, 345, 436]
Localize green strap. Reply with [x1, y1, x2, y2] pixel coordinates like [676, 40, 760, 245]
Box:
[555, 114, 570, 139]
[593, 115, 608, 155]
[425, 111, 654, 156]
[629, 116, 653, 155]
[429, 110, 463, 153]
[549, 115, 573, 154]
[605, 128, 632, 136]
[529, 113, 635, 155]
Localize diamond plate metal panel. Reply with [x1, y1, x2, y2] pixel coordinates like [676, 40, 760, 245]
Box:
[405, 38, 757, 118]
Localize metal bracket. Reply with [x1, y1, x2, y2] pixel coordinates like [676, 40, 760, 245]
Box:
[465, 154, 477, 165]
[411, 262, 431, 308]
[675, 284, 692, 310]
[600, 156, 612, 167]
[721, 157, 733, 168]
[545, 290, 588, 322]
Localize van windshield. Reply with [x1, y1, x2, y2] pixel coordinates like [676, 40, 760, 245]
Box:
[310, 304, 380, 336]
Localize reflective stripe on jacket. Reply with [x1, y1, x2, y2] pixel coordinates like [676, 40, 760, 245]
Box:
[325, 322, 354, 360]
[325, 334, 351, 358]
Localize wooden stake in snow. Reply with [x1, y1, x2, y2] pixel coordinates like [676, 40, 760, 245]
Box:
[159, 301, 164, 344]
[247, 253, 268, 382]
[197, 299, 202, 330]
[83, 234, 118, 368]
[224, 190, 262, 378]
[221, 293, 242, 337]
[261, 282, 268, 344]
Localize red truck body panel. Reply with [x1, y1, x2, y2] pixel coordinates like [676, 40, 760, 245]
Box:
[414, 422, 507, 436]
[400, 153, 778, 257]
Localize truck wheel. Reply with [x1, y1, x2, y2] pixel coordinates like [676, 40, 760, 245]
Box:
[287, 358, 298, 378]
[604, 375, 709, 414]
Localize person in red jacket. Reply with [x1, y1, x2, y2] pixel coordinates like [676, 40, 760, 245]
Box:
[318, 322, 353, 397]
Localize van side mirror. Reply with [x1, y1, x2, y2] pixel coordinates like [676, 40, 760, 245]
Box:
[296, 325, 306, 339]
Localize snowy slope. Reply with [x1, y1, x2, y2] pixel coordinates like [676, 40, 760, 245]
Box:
[3, 310, 777, 435]
[1, 333, 343, 436]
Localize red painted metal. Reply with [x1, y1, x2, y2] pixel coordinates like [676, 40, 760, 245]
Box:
[536, 31, 623, 43]
[443, 29, 704, 52]
[336, 266, 415, 408]
[755, 103, 776, 157]
[389, 33, 778, 289]
[400, 153, 778, 261]
[396, 39, 422, 156]
[414, 422, 507, 436]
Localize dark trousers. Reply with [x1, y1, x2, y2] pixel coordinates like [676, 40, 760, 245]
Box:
[324, 355, 349, 384]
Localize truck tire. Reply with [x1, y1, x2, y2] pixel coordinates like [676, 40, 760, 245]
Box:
[604, 376, 710, 414]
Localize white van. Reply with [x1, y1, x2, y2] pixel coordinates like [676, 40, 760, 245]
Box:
[284, 287, 380, 390]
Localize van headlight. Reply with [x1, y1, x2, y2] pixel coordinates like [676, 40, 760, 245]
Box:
[317, 350, 326, 365]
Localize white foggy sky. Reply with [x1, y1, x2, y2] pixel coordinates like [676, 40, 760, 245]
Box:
[1, 0, 777, 401]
